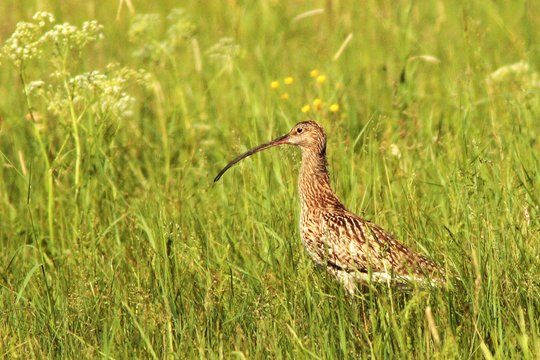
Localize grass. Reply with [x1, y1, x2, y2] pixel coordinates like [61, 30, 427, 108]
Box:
[0, 0, 539, 358]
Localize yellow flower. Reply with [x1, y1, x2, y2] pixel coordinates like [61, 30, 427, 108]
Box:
[301, 105, 311, 113]
[270, 80, 279, 89]
[284, 76, 294, 85]
[310, 69, 319, 78]
[280, 92, 289, 100]
[313, 98, 323, 110]
[329, 103, 340, 113]
[316, 75, 326, 84]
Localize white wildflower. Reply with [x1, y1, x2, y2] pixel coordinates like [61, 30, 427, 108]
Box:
[26, 80, 45, 94]
[42, 20, 103, 53]
[32, 11, 55, 25]
[2, 12, 145, 123]
[166, 8, 196, 45]
[389, 144, 401, 159]
[128, 9, 196, 63]
[0, 21, 45, 65]
[128, 13, 161, 42]
[206, 37, 243, 73]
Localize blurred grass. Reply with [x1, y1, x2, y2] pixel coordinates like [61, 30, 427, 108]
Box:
[0, 0, 539, 358]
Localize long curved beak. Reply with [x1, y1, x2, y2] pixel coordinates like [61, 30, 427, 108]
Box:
[214, 133, 290, 182]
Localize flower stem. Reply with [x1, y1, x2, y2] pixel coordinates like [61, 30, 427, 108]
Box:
[60, 50, 81, 192]
[20, 65, 55, 246]
[64, 79, 81, 191]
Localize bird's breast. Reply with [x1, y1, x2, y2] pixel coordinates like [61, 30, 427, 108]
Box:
[299, 207, 327, 265]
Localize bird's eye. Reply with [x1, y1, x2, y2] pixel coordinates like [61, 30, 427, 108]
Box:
[296, 128, 303, 134]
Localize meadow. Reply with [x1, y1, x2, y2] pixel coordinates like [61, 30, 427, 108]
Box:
[0, 1, 539, 358]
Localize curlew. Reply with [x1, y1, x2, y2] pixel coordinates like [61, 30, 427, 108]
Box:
[214, 121, 444, 293]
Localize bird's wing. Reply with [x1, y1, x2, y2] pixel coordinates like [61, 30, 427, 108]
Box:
[320, 211, 442, 279]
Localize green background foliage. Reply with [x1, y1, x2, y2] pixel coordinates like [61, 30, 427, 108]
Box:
[0, 1, 539, 358]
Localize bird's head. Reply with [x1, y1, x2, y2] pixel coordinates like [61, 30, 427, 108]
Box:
[214, 120, 327, 182]
[285, 120, 326, 153]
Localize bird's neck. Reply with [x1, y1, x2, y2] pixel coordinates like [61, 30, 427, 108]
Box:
[298, 148, 343, 210]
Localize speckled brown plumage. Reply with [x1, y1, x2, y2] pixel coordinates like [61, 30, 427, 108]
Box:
[215, 120, 444, 293]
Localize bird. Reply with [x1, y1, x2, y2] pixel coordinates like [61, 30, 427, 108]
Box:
[214, 120, 444, 293]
